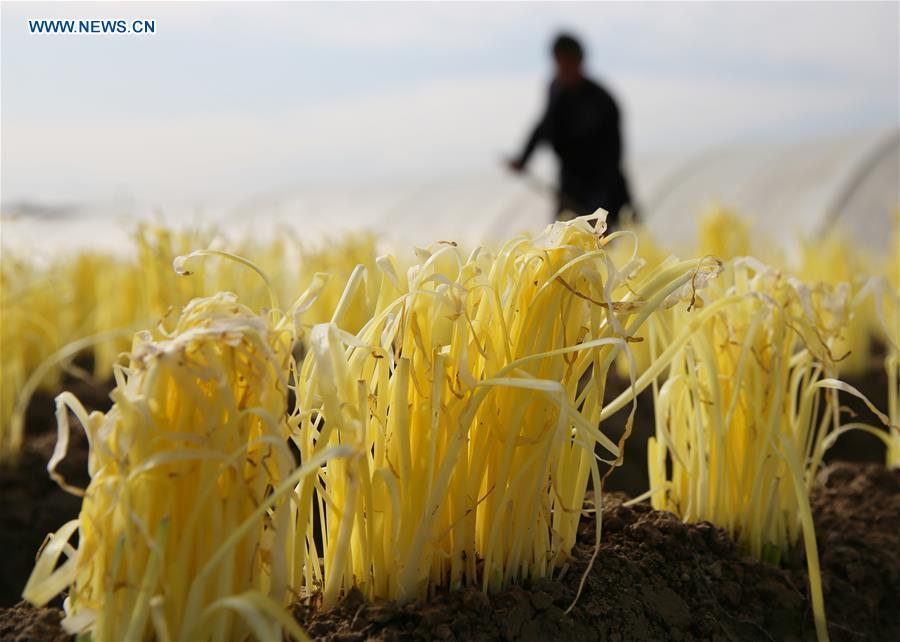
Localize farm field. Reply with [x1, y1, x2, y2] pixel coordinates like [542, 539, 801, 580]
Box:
[0, 210, 897, 641]
[4, 2, 899, 639]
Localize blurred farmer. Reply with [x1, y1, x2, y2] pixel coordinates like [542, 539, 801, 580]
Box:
[508, 33, 633, 225]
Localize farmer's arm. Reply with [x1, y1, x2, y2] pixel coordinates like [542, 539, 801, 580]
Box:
[510, 85, 555, 171]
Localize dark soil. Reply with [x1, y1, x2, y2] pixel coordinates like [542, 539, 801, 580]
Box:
[0, 602, 68, 642]
[810, 462, 900, 639]
[600, 372, 656, 496]
[824, 347, 893, 464]
[296, 463, 900, 642]
[0, 373, 111, 609]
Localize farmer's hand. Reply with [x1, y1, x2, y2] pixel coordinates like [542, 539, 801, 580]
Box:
[506, 158, 525, 173]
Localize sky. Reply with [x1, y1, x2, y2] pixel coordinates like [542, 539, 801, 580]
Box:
[2, 1, 898, 212]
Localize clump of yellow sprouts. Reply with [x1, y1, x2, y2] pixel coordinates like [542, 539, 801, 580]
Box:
[0, 225, 379, 464]
[289, 214, 711, 607]
[642, 257, 863, 641]
[22, 292, 343, 641]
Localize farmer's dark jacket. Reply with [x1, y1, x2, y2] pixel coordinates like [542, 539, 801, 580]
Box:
[517, 78, 632, 223]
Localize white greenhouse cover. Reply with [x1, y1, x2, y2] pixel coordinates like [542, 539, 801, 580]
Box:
[642, 129, 899, 257]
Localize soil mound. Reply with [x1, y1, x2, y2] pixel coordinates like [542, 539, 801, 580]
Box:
[0, 602, 68, 642]
[296, 463, 900, 642]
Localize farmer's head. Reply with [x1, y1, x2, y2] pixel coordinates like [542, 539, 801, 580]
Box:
[552, 33, 584, 88]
